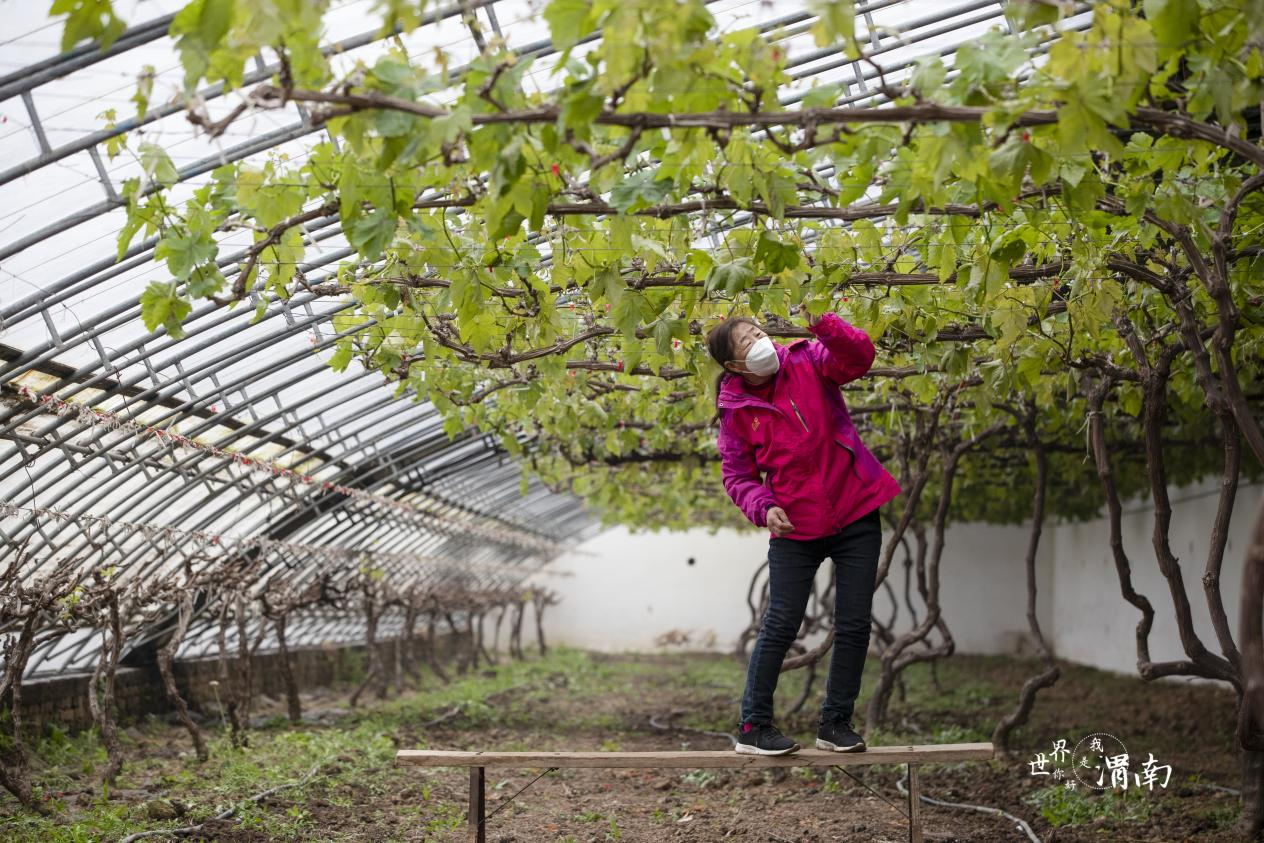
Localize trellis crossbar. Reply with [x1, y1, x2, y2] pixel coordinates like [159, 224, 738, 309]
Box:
[396, 742, 996, 842]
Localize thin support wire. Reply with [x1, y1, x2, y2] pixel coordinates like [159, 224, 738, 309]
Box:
[480, 765, 559, 827]
[831, 763, 909, 820]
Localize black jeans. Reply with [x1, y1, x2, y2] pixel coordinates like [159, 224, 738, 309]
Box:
[740, 506, 882, 726]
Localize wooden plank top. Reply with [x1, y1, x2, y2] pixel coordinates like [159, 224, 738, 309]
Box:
[395, 743, 994, 769]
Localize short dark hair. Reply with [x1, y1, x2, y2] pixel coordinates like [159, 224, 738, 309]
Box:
[705, 316, 760, 424]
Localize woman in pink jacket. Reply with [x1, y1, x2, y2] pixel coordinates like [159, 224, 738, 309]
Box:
[705, 309, 902, 756]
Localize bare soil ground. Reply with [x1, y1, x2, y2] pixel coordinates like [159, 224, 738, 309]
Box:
[0, 645, 1247, 841]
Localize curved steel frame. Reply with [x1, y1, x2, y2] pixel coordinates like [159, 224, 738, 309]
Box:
[0, 0, 1089, 675]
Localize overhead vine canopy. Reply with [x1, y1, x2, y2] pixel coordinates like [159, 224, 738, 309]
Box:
[4, 0, 1264, 821]
[42, 0, 1258, 525]
[3, 0, 1264, 649]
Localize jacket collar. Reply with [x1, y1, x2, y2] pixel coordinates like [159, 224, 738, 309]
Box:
[716, 338, 808, 411]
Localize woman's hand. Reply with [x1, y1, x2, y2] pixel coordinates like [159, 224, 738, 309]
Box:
[804, 308, 822, 328]
[766, 506, 795, 536]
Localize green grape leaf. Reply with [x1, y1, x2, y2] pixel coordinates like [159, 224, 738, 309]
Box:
[140, 281, 192, 339]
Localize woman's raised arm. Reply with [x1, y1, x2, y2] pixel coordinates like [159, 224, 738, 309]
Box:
[804, 310, 876, 387]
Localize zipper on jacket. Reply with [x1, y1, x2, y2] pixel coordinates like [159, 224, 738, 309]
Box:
[789, 397, 810, 432]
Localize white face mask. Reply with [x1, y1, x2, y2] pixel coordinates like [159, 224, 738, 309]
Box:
[740, 336, 779, 377]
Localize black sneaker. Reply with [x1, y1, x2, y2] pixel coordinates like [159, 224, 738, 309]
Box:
[734, 721, 800, 755]
[816, 716, 866, 752]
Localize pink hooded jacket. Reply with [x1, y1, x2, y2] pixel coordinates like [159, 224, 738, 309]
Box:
[715, 312, 902, 540]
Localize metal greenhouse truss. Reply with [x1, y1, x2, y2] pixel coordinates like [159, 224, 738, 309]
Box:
[5, 1, 1264, 833]
[1, 0, 1067, 686]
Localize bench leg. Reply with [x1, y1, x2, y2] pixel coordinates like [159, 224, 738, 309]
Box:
[907, 762, 922, 843]
[469, 766, 485, 843]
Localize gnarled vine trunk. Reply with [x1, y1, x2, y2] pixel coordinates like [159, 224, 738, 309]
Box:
[1238, 497, 1264, 839]
[0, 613, 41, 810]
[87, 595, 124, 787]
[991, 402, 1060, 754]
[157, 594, 208, 761]
[273, 612, 302, 723]
[350, 587, 382, 708]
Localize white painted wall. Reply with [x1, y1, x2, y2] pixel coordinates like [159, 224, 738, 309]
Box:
[532, 478, 1262, 686]
[1044, 477, 1262, 682]
[534, 524, 773, 654]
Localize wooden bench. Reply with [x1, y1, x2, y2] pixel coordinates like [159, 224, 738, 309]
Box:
[396, 742, 995, 842]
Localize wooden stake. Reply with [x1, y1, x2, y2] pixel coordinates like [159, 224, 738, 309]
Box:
[907, 762, 922, 843]
[469, 766, 485, 843]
